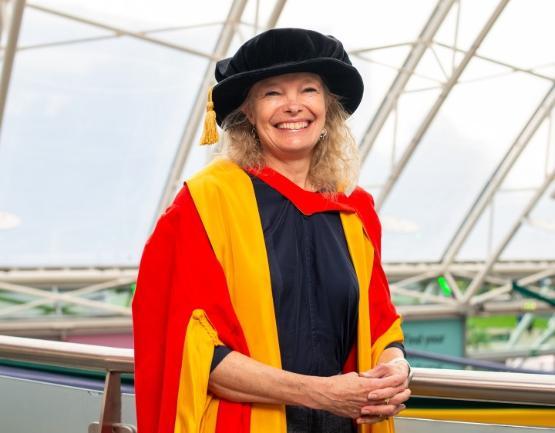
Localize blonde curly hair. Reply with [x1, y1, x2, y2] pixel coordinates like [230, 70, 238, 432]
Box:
[218, 86, 360, 195]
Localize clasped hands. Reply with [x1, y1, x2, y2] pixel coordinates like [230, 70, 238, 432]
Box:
[313, 361, 411, 425]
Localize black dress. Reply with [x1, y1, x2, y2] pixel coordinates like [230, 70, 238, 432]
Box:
[213, 174, 358, 433]
[211, 173, 405, 432]
[251, 175, 359, 433]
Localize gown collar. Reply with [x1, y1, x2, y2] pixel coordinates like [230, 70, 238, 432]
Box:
[246, 166, 356, 216]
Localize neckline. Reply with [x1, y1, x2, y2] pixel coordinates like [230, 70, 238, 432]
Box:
[245, 165, 356, 216]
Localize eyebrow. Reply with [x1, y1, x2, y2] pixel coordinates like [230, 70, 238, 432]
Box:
[257, 78, 322, 90]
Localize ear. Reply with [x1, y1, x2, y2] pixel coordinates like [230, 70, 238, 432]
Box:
[241, 101, 255, 125]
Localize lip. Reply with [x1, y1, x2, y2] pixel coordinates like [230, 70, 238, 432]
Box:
[273, 119, 313, 131]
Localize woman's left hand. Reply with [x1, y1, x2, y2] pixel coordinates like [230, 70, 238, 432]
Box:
[355, 361, 411, 424]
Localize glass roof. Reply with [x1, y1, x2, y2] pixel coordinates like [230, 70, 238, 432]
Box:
[0, 0, 553, 269]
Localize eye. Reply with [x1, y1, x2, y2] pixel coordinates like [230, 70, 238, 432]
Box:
[303, 86, 319, 93]
[264, 90, 280, 97]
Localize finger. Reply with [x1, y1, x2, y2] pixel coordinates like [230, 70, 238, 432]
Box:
[363, 388, 412, 406]
[359, 364, 391, 378]
[367, 383, 408, 401]
[356, 415, 383, 425]
[364, 372, 407, 390]
[360, 404, 405, 418]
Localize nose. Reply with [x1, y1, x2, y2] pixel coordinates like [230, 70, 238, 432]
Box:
[283, 89, 304, 115]
[285, 103, 303, 115]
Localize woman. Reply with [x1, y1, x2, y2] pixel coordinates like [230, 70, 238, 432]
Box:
[132, 28, 411, 433]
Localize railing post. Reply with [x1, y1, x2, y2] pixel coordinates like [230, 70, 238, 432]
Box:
[100, 371, 122, 431]
[88, 370, 136, 433]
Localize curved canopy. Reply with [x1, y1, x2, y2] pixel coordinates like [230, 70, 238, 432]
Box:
[0, 1, 553, 327]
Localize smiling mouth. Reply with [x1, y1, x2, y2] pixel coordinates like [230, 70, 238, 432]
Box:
[275, 121, 311, 131]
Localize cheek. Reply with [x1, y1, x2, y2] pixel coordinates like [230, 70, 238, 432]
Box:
[252, 101, 278, 127]
[309, 96, 326, 120]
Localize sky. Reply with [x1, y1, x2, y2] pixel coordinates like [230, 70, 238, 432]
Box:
[0, 0, 553, 267]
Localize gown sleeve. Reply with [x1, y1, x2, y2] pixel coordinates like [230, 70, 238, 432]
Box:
[132, 184, 249, 433]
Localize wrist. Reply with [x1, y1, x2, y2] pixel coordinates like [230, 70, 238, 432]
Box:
[299, 375, 326, 410]
[386, 357, 412, 381]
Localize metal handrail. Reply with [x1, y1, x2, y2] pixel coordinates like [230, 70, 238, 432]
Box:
[411, 367, 555, 406]
[0, 335, 135, 433]
[0, 334, 133, 372]
[1, 335, 555, 409]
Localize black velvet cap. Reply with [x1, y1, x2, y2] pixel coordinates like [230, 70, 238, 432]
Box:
[212, 28, 364, 126]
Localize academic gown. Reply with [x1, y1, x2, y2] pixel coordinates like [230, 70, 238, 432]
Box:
[132, 158, 404, 433]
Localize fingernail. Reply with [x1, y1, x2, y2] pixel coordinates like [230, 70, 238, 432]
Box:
[368, 393, 377, 399]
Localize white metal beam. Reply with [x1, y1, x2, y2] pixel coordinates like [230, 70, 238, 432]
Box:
[153, 0, 287, 221]
[0, 0, 25, 139]
[0, 268, 137, 287]
[532, 316, 555, 349]
[25, 3, 216, 60]
[374, 0, 510, 210]
[0, 317, 132, 336]
[469, 267, 555, 305]
[506, 313, 534, 348]
[358, 0, 456, 162]
[262, 0, 287, 31]
[152, 0, 248, 223]
[462, 169, 555, 303]
[0, 281, 131, 315]
[0, 277, 134, 317]
[443, 271, 463, 300]
[391, 270, 438, 288]
[17, 21, 228, 53]
[2, 261, 555, 286]
[441, 84, 555, 270]
[399, 297, 554, 319]
[390, 284, 456, 305]
[433, 41, 555, 83]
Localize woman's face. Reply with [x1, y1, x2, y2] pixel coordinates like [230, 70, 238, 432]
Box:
[243, 72, 326, 163]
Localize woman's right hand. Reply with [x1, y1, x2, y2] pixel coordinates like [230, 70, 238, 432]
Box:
[308, 369, 408, 419]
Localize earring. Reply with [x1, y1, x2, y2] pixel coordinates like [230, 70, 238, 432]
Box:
[251, 124, 260, 144]
[319, 128, 328, 141]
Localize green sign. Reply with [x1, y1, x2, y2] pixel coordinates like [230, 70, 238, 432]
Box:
[402, 317, 465, 368]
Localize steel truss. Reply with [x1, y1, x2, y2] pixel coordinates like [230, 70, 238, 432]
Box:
[0, 1, 553, 357]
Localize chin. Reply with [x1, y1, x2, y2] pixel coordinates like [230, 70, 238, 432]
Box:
[277, 141, 317, 156]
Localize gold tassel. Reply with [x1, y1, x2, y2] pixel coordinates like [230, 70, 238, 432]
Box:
[200, 86, 219, 145]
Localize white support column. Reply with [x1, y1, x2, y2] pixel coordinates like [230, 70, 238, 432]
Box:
[0, 0, 25, 140]
[358, 0, 456, 162]
[374, 0, 510, 210]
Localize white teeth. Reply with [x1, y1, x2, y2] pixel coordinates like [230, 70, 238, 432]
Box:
[276, 121, 309, 130]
